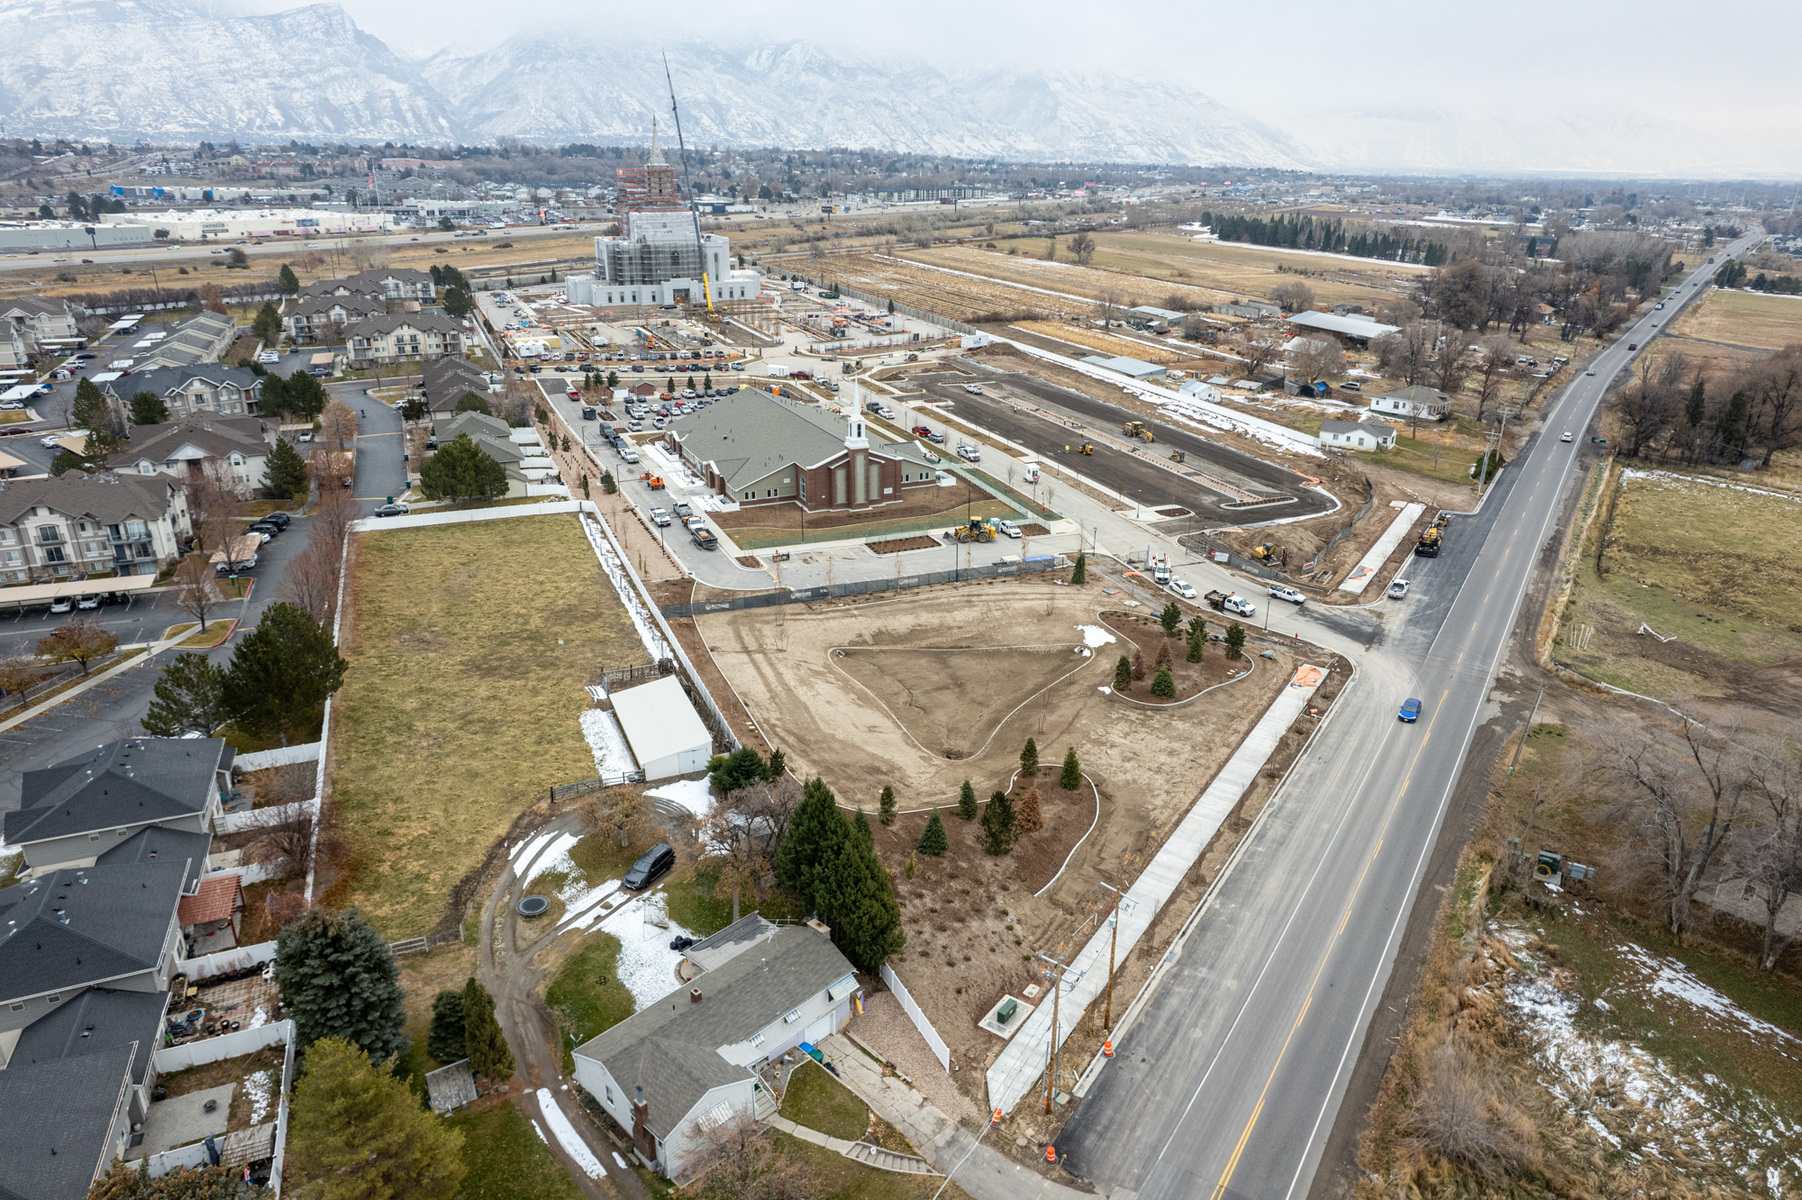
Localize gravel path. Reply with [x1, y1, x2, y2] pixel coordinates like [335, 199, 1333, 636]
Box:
[855, 991, 984, 1126]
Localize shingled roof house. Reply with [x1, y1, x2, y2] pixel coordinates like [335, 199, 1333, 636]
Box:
[573, 919, 859, 1178]
[0, 473, 191, 583]
[666, 390, 936, 512]
[0, 739, 241, 1200]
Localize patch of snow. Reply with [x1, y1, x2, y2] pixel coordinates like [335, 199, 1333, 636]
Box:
[612, 1152, 630, 1172]
[576, 516, 670, 663]
[646, 778, 716, 819]
[509, 827, 565, 869]
[536, 1089, 606, 1179]
[1614, 942, 1800, 1046]
[1097, 686, 1112, 695]
[244, 1069, 273, 1125]
[521, 832, 581, 883]
[557, 880, 622, 932]
[248, 1005, 268, 1028]
[595, 894, 694, 1009]
[1075, 624, 1116, 649]
[531, 1119, 549, 1145]
[1593, 997, 1611, 1011]
[580, 709, 636, 778]
[1620, 467, 1802, 504]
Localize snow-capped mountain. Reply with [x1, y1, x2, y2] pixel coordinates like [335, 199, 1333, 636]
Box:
[0, 0, 1306, 166]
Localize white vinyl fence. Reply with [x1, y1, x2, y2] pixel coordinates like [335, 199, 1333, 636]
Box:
[232, 742, 322, 771]
[152, 1018, 292, 1074]
[177, 939, 277, 981]
[215, 798, 311, 834]
[880, 964, 951, 1073]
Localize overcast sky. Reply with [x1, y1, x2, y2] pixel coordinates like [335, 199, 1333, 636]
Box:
[228, 0, 1802, 173]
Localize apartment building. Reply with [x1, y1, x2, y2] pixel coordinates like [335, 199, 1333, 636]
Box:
[0, 296, 83, 367]
[0, 473, 191, 582]
[299, 267, 436, 303]
[343, 313, 465, 368]
[283, 294, 385, 345]
[123, 415, 273, 495]
[100, 364, 263, 418]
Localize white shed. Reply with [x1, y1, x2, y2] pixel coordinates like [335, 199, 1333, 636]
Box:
[611, 676, 712, 781]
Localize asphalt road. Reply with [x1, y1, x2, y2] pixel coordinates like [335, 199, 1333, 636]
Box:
[1055, 235, 1758, 1200]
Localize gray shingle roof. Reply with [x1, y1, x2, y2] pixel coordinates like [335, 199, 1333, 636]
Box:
[575, 924, 855, 1141]
[8, 739, 224, 848]
[423, 358, 490, 411]
[1320, 418, 1395, 438]
[100, 363, 262, 403]
[0, 296, 77, 320]
[95, 826, 213, 891]
[9, 986, 169, 1085]
[123, 415, 268, 465]
[669, 391, 929, 493]
[0, 861, 188, 1002]
[0, 1044, 135, 1200]
[1374, 384, 1452, 406]
[343, 313, 462, 337]
[0, 472, 183, 529]
[683, 913, 777, 973]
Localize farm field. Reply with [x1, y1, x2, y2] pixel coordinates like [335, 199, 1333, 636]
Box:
[1670, 287, 1802, 353]
[327, 514, 650, 937]
[1554, 466, 1802, 707]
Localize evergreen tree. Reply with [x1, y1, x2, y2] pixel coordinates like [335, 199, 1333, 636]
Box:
[286, 1037, 465, 1200]
[767, 748, 786, 778]
[426, 990, 466, 1065]
[265, 437, 310, 500]
[917, 812, 948, 857]
[1071, 552, 1087, 584]
[853, 807, 874, 847]
[1059, 746, 1082, 790]
[1718, 389, 1749, 460]
[141, 653, 229, 738]
[774, 776, 849, 905]
[981, 790, 1016, 855]
[1160, 601, 1182, 636]
[128, 391, 168, 425]
[419, 433, 507, 502]
[273, 908, 406, 1060]
[709, 746, 768, 793]
[957, 779, 978, 820]
[453, 390, 491, 416]
[1014, 785, 1044, 834]
[819, 819, 905, 972]
[251, 301, 282, 343]
[72, 376, 109, 432]
[1155, 640, 1173, 671]
[1150, 667, 1176, 698]
[1113, 655, 1133, 691]
[1187, 619, 1205, 663]
[221, 602, 348, 746]
[1132, 648, 1147, 680]
[278, 263, 300, 294]
[461, 977, 514, 1081]
[878, 785, 897, 826]
[1020, 738, 1039, 778]
[283, 370, 327, 420]
[1686, 376, 1706, 429]
[441, 286, 472, 319]
[1224, 623, 1247, 660]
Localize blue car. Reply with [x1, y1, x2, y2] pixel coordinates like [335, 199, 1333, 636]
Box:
[1399, 698, 1422, 723]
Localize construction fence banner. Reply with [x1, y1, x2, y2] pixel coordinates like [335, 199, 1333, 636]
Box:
[881, 964, 952, 1073]
[152, 1018, 293, 1075]
[660, 554, 1069, 619]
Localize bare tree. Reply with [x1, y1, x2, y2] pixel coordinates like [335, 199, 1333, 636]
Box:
[1235, 327, 1285, 379]
[38, 617, 118, 676]
[677, 1113, 802, 1198]
[729, 774, 802, 850]
[1287, 336, 1343, 385]
[185, 461, 244, 559]
[1611, 716, 1752, 936]
[1735, 734, 1802, 970]
[1434, 337, 1471, 394]
[1473, 337, 1514, 422]
[1094, 286, 1123, 328]
[318, 398, 358, 448]
[279, 536, 342, 624]
[581, 788, 657, 849]
[1067, 231, 1096, 265]
[171, 553, 220, 630]
[1270, 280, 1315, 314]
[311, 486, 359, 549]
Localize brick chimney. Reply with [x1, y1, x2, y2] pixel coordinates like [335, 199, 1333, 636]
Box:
[632, 1086, 655, 1163]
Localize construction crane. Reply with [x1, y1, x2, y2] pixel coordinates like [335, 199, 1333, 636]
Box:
[662, 53, 720, 323]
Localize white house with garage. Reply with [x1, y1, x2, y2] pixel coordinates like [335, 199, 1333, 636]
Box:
[1319, 418, 1397, 450]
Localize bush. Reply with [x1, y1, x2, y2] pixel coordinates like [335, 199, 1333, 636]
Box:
[1014, 785, 1043, 833]
[1059, 746, 1082, 790]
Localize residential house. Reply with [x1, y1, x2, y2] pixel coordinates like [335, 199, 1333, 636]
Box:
[573, 920, 859, 1178]
[1319, 417, 1397, 450]
[283, 294, 386, 345]
[300, 268, 436, 303]
[0, 297, 84, 368]
[122, 415, 273, 495]
[0, 473, 191, 581]
[667, 390, 936, 512]
[342, 313, 465, 368]
[133, 312, 237, 370]
[100, 364, 263, 418]
[422, 356, 497, 428]
[1368, 384, 1452, 421]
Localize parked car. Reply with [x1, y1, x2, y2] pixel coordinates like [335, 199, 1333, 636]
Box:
[1387, 578, 1410, 599]
[673, 501, 693, 517]
[263, 512, 292, 529]
[248, 520, 280, 539]
[626, 420, 644, 432]
[963, 383, 984, 395]
[690, 526, 718, 551]
[1399, 697, 1422, 723]
[956, 444, 981, 462]
[373, 503, 410, 518]
[75, 593, 101, 610]
[258, 350, 280, 364]
[1168, 579, 1198, 600]
[581, 407, 596, 421]
[996, 519, 1021, 539]
[623, 843, 675, 891]
[648, 508, 672, 527]
[49, 596, 73, 614]
[1268, 585, 1307, 606]
[1340, 380, 1362, 391]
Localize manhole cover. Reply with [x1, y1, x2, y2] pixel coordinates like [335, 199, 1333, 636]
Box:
[518, 895, 550, 918]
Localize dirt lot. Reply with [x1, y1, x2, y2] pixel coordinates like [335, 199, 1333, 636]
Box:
[1097, 609, 1247, 701]
[709, 480, 1020, 547]
[817, 252, 1061, 322]
[699, 576, 1305, 1090]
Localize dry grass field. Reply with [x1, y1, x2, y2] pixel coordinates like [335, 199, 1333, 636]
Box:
[1667, 287, 1802, 357]
[328, 514, 649, 937]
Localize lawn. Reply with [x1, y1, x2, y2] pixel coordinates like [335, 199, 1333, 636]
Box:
[1253, 409, 1486, 487]
[543, 933, 634, 1071]
[780, 1061, 870, 1142]
[1556, 467, 1802, 696]
[663, 863, 807, 938]
[446, 1102, 583, 1200]
[329, 514, 649, 937]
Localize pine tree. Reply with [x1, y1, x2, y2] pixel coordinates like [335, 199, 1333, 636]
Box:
[461, 977, 514, 1081]
[981, 790, 1016, 855]
[1020, 738, 1039, 778]
[774, 776, 849, 906]
[128, 391, 168, 425]
[252, 301, 282, 343]
[1155, 641, 1173, 671]
[419, 433, 507, 502]
[1113, 655, 1133, 691]
[273, 908, 406, 1060]
[1132, 648, 1147, 681]
[767, 748, 787, 778]
[1160, 601, 1182, 636]
[853, 807, 874, 847]
[1014, 785, 1044, 834]
[265, 436, 310, 500]
[1224, 622, 1247, 661]
[917, 812, 948, 857]
[1150, 667, 1176, 698]
[819, 822, 905, 973]
[1187, 619, 1205, 663]
[1059, 746, 1082, 791]
[1071, 552, 1087, 584]
[222, 602, 347, 746]
[957, 779, 978, 821]
[286, 1037, 465, 1200]
[426, 990, 465, 1065]
[72, 376, 109, 433]
[141, 653, 229, 738]
[1686, 376, 1706, 429]
[278, 263, 300, 295]
[878, 785, 897, 826]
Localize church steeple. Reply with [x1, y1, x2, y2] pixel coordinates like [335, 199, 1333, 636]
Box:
[648, 116, 666, 167]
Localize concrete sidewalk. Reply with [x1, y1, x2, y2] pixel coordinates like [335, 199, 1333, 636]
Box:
[985, 665, 1326, 1114]
[820, 1034, 1088, 1200]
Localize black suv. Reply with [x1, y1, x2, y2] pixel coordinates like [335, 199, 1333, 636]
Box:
[623, 844, 675, 891]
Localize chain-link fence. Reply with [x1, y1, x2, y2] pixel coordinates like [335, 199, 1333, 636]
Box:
[661, 554, 1070, 618]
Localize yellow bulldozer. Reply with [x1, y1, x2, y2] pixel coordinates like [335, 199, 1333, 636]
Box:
[1123, 420, 1155, 443]
[952, 518, 998, 544]
[1251, 542, 1279, 562]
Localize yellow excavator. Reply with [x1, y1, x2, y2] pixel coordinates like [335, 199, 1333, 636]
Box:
[952, 519, 998, 543]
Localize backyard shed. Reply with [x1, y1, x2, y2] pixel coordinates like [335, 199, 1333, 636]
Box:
[610, 675, 711, 781]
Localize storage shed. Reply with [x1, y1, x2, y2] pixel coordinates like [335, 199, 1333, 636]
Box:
[611, 675, 712, 781]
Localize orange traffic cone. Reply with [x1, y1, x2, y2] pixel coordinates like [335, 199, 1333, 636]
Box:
[1046, 1145, 1058, 1165]
[1102, 1039, 1114, 1058]
[991, 1108, 1003, 1128]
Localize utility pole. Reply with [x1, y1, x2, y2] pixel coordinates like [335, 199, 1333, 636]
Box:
[1035, 951, 1067, 1113]
[1098, 882, 1131, 1031]
[1507, 687, 1544, 775]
